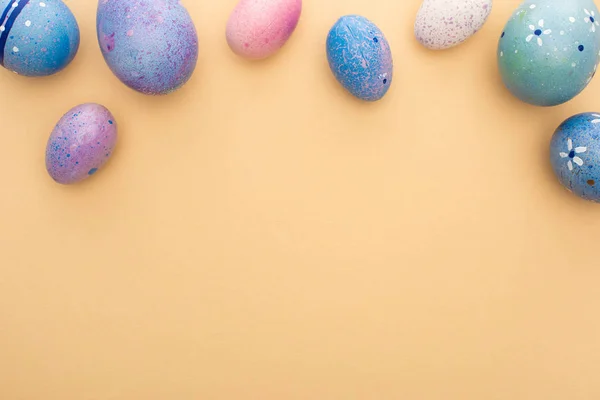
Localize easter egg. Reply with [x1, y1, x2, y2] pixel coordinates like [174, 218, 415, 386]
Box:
[498, 0, 600, 106]
[326, 15, 393, 102]
[46, 103, 117, 185]
[97, 0, 198, 95]
[226, 0, 302, 59]
[550, 113, 600, 202]
[0, 0, 79, 76]
[414, 0, 492, 50]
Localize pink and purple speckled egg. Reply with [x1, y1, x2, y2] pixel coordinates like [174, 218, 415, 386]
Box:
[97, 0, 198, 95]
[415, 0, 492, 50]
[226, 0, 302, 59]
[46, 103, 117, 185]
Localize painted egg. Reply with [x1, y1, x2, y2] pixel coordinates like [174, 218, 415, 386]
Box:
[0, 0, 79, 76]
[414, 0, 492, 50]
[46, 103, 117, 185]
[550, 113, 600, 202]
[326, 15, 393, 102]
[97, 0, 198, 95]
[498, 0, 600, 106]
[226, 0, 302, 59]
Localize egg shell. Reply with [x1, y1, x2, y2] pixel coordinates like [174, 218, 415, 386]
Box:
[326, 15, 393, 102]
[498, 0, 600, 107]
[97, 0, 198, 95]
[226, 0, 302, 59]
[414, 0, 492, 50]
[46, 103, 117, 185]
[550, 113, 600, 202]
[0, 0, 79, 76]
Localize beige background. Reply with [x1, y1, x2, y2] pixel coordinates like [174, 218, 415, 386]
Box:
[2, 0, 600, 399]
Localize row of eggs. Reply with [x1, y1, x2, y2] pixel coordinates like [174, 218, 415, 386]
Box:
[6, 0, 600, 202]
[6, 0, 599, 104]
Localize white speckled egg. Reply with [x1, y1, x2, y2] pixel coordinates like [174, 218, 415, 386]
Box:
[415, 0, 492, 50]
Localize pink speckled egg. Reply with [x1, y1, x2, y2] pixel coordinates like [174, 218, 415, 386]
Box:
[226, 0, 302, 59]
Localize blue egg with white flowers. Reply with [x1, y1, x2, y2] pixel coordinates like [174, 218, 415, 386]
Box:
[550, 113, 600, 202]
[326, 15, 393, 102]
[498, 0, 600, 106]
[0, 0, 79, 76]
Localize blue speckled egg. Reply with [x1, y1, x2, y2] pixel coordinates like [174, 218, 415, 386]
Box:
[326, 15, 393, 102]
[550, 113, 600, 202]
[97, 0, 198, 95]
[0, 0, 79, 76]
[498, 0, 600, 106]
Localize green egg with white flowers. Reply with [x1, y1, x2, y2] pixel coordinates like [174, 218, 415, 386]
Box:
[498, 0, 600, 106]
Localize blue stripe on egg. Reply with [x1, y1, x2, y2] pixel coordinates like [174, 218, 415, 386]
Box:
[0, 1, 15, 25]
[0, 0, 30, 66]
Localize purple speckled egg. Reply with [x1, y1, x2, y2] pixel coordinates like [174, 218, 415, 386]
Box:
[46, 103, 117, 185]
[96, 0, 198, 95]
[226, 0, 302, 59]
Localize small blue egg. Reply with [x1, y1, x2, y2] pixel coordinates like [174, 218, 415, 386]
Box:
[550, 113, 600, 202]
[326, 15, 393, 102]
[0, 0, 79, 76]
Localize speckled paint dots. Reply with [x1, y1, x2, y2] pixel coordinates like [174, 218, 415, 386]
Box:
[550, 113, 600, 202]
[226, 0, 302, 59]
[46, 104, 118, 185]
[326, 15, 393, 102]
[0, 0, 80, 76]
[414, 0, 492, 50]
[96, 0, 198, 95]
[498, 0, 600, 106]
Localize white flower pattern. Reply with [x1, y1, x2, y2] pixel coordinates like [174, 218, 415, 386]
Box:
[559, 138, 587, 171]
[526, 20, 551, 46]
[584, 9, 599, 32]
